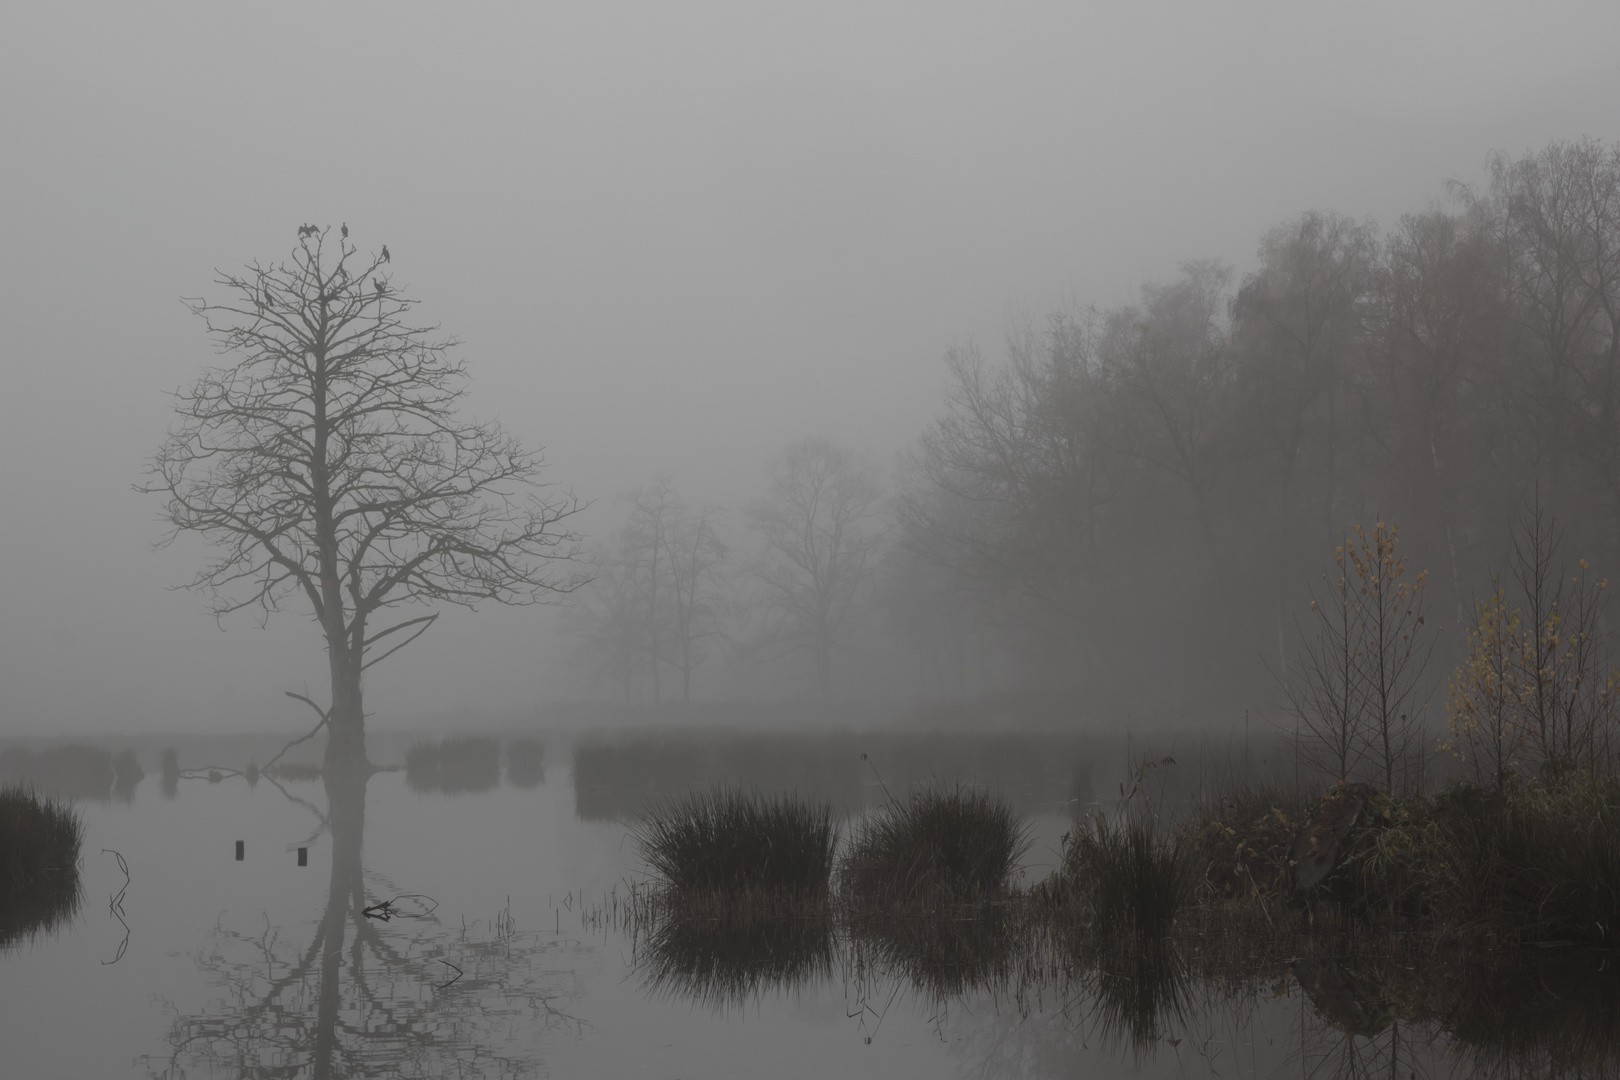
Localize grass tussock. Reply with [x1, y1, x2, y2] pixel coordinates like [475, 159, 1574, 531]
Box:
[841, 785, 1030, 910]
[1051, 814, 1195, 938]
[636, 788, 836, 901]
[0, 787, 84, 949]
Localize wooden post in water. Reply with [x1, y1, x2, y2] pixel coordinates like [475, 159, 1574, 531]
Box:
[235, 840, 244, 861]
[297, 847, 308, 866]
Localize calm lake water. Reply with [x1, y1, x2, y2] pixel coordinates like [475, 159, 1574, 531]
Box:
[0, 729, 1612, 1078]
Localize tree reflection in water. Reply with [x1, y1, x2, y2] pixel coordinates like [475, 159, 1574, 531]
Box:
[148, 765, 586, 1079]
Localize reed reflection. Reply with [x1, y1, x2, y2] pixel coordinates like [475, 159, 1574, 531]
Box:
[152, 762, 584, 1079]
[0, 788, 83, 954]
[637, 906, 835, 1010]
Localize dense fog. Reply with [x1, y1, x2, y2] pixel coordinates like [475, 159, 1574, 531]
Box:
[3, 3, 1620, 732]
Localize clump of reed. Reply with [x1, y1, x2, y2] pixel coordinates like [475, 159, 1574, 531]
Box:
[505, 738, 545, 789]
[636, 788, 836, 902]
[405, 736, 501, 794]
[1050, 814, 1195, 939]
[0, 787, 84, 950]
[841, 784, 1029, 911]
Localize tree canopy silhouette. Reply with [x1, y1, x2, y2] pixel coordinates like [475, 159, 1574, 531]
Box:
[145, 226, 581, 767]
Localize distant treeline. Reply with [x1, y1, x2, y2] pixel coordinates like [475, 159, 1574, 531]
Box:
[568, 138, 1620, 717]
[895, 138, 1620, 714]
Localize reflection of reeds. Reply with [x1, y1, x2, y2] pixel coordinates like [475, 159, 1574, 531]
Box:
[1438, 946, 1620, 1074]
[841, 785, 1029, 911]
[847, 903, 1030, 1003]
[637, 897, 836, 1010]
[1064, 935, 1192, 1052]
[505, 739, 545, 788]
[405, 737, 501, 794]
[0, 787, 84, 950]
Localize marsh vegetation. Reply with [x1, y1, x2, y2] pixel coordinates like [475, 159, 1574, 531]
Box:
[0, 786, 84, 950]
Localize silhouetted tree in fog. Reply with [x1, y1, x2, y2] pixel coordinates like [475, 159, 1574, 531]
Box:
[565, 537, 649, 704]
[1231, 211, 1378, 674]
[749, 438, 884, 696]
[144, 227, 581, 769]
[566, 478, 728, 704]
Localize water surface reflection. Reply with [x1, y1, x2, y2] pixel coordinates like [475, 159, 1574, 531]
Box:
[151, 767, 585, 1079]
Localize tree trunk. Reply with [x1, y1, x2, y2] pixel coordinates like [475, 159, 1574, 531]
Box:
[324, 635, 367, 773]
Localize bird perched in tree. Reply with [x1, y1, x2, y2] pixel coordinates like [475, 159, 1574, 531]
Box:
[340, 222, 348, 239]
[381, 244, 391, 263]
[373, 278, 386, 297]
[262, 286, 273, 308]
[298, 223, 317, 239]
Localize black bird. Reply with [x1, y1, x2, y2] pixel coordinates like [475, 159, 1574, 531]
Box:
[373, 278, 385, 297]
[381, 244, 390, 263]
[341, 222, 348, 239]
[263, 286, 273, 307]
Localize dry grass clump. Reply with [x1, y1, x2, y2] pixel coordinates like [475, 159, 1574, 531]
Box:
[1050, 814, 1195, 938]
[841, 785, 1029, 911]
[637, 788, 836, 901]
[0, 787, 84, 950]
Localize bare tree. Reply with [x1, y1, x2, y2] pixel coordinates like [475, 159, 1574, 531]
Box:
[1344, 522, 1435, 795]
[659, 498, 728, 704]
[563, 536, 649, 704]
[566, 480, 727, 705]
[1289, 538, 1368, 785]
[1097, 259, 1234, 554]
[624, 480, 677, 705]
[144, 227, 582, 771]
[748, 438, 884, 696]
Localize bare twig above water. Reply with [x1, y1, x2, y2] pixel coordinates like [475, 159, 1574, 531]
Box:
[101, 848, 130, 965]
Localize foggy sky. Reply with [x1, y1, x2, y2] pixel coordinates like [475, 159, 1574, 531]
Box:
[3, 2, 1618, 733]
